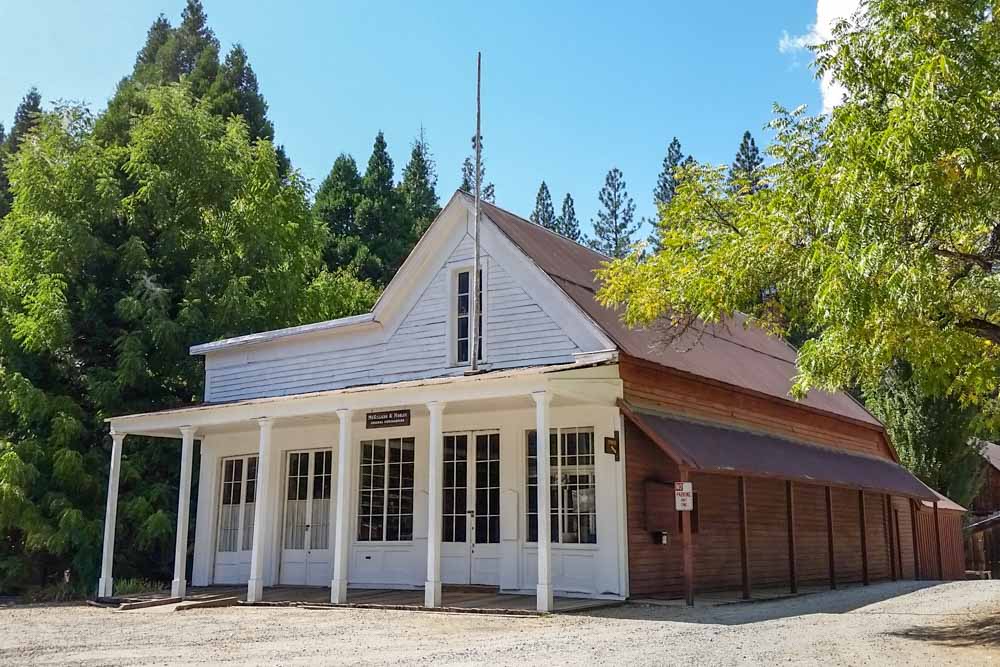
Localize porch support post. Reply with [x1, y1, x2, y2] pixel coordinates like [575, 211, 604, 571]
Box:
[911, 500, 922, 580]
[331, 409, 354, 603]
[532, 390, 554, 613]
[786, 480, 797, 594]
[171, 426, 197, 598]
[885, 494, 897, 581]
[97, 430, 126, 598]
[247, 417, 274, 603]
[738, 476, 751, 600]
[680, 468, 694, 607]
[934, 501, 944, 579]
[826, 486, 836, 589]
[859, 490, 869, 586]
[424, 401, 445, 608]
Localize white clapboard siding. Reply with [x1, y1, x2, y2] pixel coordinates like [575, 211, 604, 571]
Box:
[204, 233, 583, 402]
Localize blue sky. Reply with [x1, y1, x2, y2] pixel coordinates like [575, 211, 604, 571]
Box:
[0, 1, 826, 237]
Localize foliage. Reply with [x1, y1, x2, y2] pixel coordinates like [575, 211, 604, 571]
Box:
[557, 193, 581, 242]
[20, 581, 82, 603]
[648, 137, 694, 248]
[867, 362, 984, 506]
[588, 168, 638, 258]
[728, 130, 765, 195]
[0, 85, 375, 594]
[112, 577, 166, 596]
[459, 134, 495, 203]
[598, 0, 1000, 432]
[0, 88, 44, 218]
[530, 181, 557, 230]
[398, 127, 440, 238]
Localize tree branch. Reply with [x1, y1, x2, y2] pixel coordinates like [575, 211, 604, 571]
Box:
[931, 246, 994, 272]
[958, 318, 1000, 345]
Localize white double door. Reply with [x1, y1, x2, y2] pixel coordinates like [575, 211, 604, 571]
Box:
[279, 449, 335, 586]
[214, 455, 258, 584]
[441, 431, 502, 586]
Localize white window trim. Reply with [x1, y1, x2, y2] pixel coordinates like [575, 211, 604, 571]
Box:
[356, 436, 417, 544]
[523, 426, 598, 547]
[446, 259, 488, 368]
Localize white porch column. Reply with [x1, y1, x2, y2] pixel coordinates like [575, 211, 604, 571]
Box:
[171, 426, 197, 598]
[247, 417, 274, 603]
[97, 430, 126, 598]
[331, 409, 354, 603]
[424, 401, 446, 607]
[532, 390, 554, 612]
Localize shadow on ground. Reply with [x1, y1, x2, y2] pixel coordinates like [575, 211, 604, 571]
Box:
[890, 613, 1000, 648]
[583, 581, 947, 625]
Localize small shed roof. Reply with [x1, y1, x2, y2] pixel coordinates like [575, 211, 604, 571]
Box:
[622, 403, 936, 500]
[982, 441, 1000, 472]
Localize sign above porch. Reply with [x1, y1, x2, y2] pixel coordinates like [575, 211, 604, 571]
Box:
[366, 409, 411, 429]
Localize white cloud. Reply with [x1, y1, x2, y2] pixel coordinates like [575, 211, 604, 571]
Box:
[779, 0, 860, 113]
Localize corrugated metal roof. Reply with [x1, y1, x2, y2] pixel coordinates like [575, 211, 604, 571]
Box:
[922, 489, 967, 513]
[982, 441, 1000, 472]
[623, 405, 935, 500]
[479, 195, 881, 427]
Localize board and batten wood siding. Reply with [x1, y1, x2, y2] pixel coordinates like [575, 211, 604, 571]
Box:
[914, 506, 966, 580]
[203, 234, 583, 402]
[625, 417, 908, 599]
[620, 356, 894, 459]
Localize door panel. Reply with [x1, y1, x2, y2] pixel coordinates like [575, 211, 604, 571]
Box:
[280, 449, 335, 586]
[213, 455, 256, 584]
[440, 431, 501, 586]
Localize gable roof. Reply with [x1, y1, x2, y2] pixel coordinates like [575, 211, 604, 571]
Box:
[983, 441, 1000, 472]
[478, 194, 881, 427]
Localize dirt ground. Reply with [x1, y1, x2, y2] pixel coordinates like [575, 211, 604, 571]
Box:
[2, 580, 998, 666]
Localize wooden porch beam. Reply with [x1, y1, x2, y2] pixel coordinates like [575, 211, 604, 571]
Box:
[934, 501, 944, 580]
[738, 476, 751, 600]
[859, 490, 869, 586]
[680, 468, 695, 607]
[786, 480, 797, 594]
[826, 486, 836, 589]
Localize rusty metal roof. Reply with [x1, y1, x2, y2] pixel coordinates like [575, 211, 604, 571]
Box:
[622, 404, 936, 500]
[480, 196, 881, 427]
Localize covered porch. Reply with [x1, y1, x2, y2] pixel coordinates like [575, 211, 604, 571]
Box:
[99, 354, 626, 613]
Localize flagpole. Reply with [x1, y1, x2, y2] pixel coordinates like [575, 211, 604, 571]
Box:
[471, 51, 482, 373]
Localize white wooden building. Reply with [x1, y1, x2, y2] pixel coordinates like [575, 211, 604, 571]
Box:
[100, 191, 943, 612]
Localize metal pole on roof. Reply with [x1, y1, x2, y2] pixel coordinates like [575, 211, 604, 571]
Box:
[470, 51, 482, 373]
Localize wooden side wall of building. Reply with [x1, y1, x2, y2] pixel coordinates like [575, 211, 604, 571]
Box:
[625, 423, 917, 598]
[914, 507, 966, 581]
[620, 356, 894, 460]
[971, 464, 1000, 516]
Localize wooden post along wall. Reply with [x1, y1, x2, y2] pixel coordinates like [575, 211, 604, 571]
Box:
[825, 486, 836, 589]
[738, 476, 751, 600]
[934, 501, 944, 580]
[680, 469, 694, 607]
[858, 490, 869, 586]
[910, 501, 922, 579]
[786, 480, 797, 594]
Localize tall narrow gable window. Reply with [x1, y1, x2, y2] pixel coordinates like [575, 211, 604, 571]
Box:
[456, 269, 483, 364]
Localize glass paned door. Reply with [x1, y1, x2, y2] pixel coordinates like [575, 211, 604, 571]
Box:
[213, 455, 257, 584]
[279, 449, 335, 586]
[440, 431, 501, 586]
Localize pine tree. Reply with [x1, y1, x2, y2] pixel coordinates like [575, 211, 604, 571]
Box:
[4, 88, 42, 155]
[354, 131, 409, 284]
[460, 134, 495, 202]
[208, 45, 274, 143]
[653, 137, 685, 207]
[557, 193, 581, 242]
[134, 14, 171, 69]
[530, 181, 557, 230]
[728, 130, 765, 195]
[589, 168, 638, 258]
[173, 0, 219, 78]
[399, 127, 440, 238]
[0, 122, 6, 219]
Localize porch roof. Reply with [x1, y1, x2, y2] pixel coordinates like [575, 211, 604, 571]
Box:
[622, 403, 936, 500]
[107, 351, 620, 437]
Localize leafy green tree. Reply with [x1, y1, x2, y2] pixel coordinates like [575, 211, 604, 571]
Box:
[598, 0, 1000, 430]
[0, 86, 376, 594]
[728, 130, 765, 195]
[557, 193, 581, 242]
[530, 181, 557, 230]
[588, 168, 638, 258]
[398, 128, 440, 238]
[867, 362, 984, 507]
[460, 134, 495, 203]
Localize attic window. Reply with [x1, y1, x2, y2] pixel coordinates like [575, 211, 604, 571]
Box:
[456, 269, 483, 364]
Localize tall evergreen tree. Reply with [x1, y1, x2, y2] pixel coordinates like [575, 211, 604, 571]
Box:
[459, 134, 495, 202]
[354, 131, 409, 285]
[653, 137, 685, 207]
[557, 193, 581, 242]
[728, 130, 765, 195]
[135, 15, 171, 69]
[589, 168, 638, 258]
[314, 154, 364, 269]
[399, 127, 440, 237]
[530, 181, 557, 230]
[0, 89, 43, 218]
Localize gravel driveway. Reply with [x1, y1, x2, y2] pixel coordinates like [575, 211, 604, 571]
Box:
[2, 580, 998, 665]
